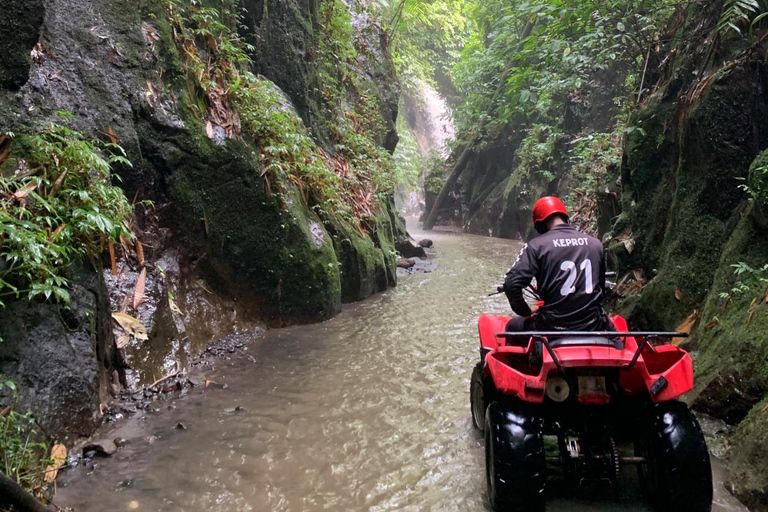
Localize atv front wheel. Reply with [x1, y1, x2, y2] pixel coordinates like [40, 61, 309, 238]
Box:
[636, 400, 713, 512]
[485, 400, 546, 512]
[471, 362, 486, 431]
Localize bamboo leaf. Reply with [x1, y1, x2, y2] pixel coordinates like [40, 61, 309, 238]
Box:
[112, 312, 149, 341]
[133, 268, 147, 310]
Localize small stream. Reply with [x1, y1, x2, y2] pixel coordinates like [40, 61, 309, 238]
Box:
[57, 228, 746, 512]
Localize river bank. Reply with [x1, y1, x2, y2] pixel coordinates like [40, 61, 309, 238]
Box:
[54, 228, 747, 512]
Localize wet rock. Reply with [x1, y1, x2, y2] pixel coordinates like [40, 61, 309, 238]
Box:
[397, 257, 415, 269]
[187, 375, 205, 388]
[417, 239, 433, 248]
[396, 257, 438, 276]
[691, 371, 764, 424]
[0, 261, 115, 442]
[396, 240, 427, 259]
[201, 329, 266, 359]
[176, 422, 187, 431]
[82, 439, 118, 458]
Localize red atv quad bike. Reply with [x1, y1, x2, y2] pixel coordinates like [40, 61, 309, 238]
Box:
[470, 313, 713, 512]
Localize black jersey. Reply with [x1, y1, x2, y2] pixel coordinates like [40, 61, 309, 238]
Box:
[504, 223, 606, 331]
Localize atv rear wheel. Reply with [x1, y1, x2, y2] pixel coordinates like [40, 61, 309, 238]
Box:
[636, 401, 712, 512]
[485, 400, 546, 512]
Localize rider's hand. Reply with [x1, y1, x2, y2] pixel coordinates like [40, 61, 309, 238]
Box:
[528, 304, 539, 317]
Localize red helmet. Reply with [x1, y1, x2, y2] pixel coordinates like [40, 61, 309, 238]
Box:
[532, 196, 569, 224]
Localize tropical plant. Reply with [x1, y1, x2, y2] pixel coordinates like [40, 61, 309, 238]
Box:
[0, 119, 134, 307]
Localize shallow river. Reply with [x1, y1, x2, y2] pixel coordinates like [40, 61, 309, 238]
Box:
[57, 228, 746, 512]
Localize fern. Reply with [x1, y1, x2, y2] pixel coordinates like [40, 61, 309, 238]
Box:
[718, 0, 761, 36]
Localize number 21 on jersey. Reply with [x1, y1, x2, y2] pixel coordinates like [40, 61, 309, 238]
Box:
[559, 259, 594, 296]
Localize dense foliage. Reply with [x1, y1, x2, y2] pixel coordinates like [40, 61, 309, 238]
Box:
[0, 118, 134, 307]
[0, 379, 52, 501]
[165, 0, 397, 223]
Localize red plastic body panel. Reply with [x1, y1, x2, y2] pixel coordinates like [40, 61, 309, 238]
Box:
[477, 313, 693, 403]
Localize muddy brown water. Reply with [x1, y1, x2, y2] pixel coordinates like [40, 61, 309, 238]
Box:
[57, 228, 746, 512]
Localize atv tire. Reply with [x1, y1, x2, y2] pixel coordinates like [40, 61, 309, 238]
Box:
[471, 362, 486, 431]
[636, 400, 712, 512]
[485, 400, 546, 512]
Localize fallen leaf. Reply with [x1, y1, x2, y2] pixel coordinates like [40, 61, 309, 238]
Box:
[48, 169, 68, 199]
[13, 181, 38, 200]
[673, 310, 699, 346]
[136, 240, 145, 266]
[50, 223, 67, 240]
[108, 241, 117, 276]
[623, 238, 635, 254]
[107, 126, 118, 145]
[133, 268, 147, 310]
[116, 335, 130, 349]
[44, 444, 67, 484]
[112, 312, 148, 341]
[168, 293, 182, 315]
[674, 289, 682, 301]
[705, 319, 718, 330]
[205, 120, 214, 139]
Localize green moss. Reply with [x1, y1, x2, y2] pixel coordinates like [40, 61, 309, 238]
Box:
[688, 203, 768, 391]
[727, 397, 768, 509]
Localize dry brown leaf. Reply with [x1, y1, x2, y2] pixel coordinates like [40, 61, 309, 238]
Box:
[673, 310, 699, 346]
[116, 335, 131, 349]
[674, 289, 682, 301]
[108, 241, 117, 276]
[133, 268, 147, 310]
[112, 312, 148, 341]
[205, 120, 214, 139]
[203, 208, 209, 235]
[136, 240, 145, 266]
[705, 319, 719, 330]
[48, 170, 68, 199]
[50, 223, 67, 240]
[13, 181, 37, 200]
[107, 126, 118, 145]
[44, 444, 67, 484]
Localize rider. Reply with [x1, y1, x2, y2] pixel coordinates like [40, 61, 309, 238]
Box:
[504, 196, 612, 332]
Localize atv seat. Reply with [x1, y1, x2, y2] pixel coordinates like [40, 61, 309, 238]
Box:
[548, 336, 624, 350]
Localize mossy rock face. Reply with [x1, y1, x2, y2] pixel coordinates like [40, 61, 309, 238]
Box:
[687, 203, 768, 411]
[0, 261, 115, 442]
[618, 62, 768, 330]
[728, 400, 768, 509]
[323, 209, 391, 303]
[137, 121, 342, 324]
[0, 0, 44, 90]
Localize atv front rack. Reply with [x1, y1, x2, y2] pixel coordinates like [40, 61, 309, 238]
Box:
[495, 331, 689, 373]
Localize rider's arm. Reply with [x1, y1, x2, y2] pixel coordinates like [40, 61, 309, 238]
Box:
[598, 244, 606, 296]
[504, 243, 539, 318]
